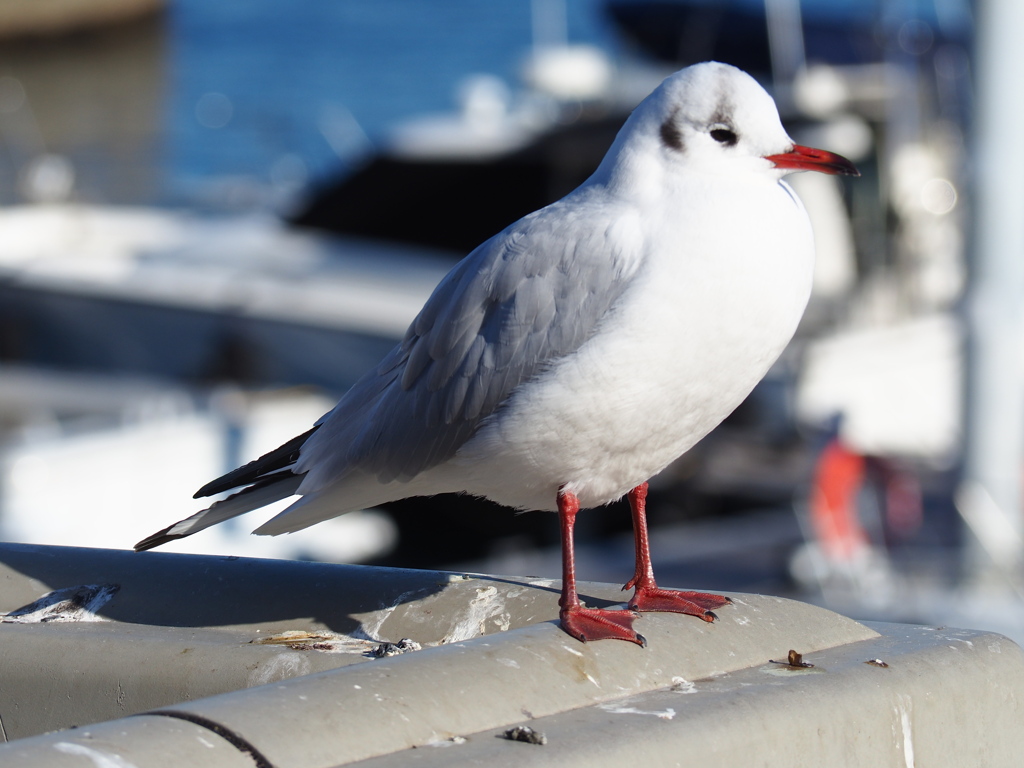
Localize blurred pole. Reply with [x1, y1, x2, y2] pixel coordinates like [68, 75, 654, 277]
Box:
[960, 0, 1024, 591]
[764, 0, 805, 111]
[531, 0, 567, 50]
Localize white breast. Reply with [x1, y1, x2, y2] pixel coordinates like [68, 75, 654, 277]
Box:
[451, 178, 815, 512]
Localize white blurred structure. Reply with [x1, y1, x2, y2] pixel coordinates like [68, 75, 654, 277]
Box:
[0, 381, 397, 561]
[797, 314, 961, 462]
[0, 204, 456, 560]
[0, 204, 453, 339]
[959, 0, 1024, 592]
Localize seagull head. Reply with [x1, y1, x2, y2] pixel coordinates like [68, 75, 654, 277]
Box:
[594, 61, 859, 191]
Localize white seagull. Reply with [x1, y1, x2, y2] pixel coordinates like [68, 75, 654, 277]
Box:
[137, 62, 858, 646]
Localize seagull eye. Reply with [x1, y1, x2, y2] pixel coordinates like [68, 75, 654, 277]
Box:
[710, 128, 738, 146]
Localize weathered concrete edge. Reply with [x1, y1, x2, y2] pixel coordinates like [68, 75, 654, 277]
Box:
[0, 594, 878, 767]
[352, 622, 1024, 768]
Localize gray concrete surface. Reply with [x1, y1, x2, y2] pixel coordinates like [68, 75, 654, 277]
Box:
[0, 543, 1020, 766]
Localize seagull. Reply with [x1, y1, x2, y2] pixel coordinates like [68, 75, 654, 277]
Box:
[136, 62, 858, 646]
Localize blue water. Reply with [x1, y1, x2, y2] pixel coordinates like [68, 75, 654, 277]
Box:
[162, 0, 971, 202]
[165, 0, 624, 197]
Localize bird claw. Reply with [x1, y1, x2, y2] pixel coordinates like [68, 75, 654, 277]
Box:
[560, 606, 647, 647]
[627, 586, 732, 621]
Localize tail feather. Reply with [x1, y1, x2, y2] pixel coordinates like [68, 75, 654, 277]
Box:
[135, 473, 304, 551]
[253, 468, 452, 536]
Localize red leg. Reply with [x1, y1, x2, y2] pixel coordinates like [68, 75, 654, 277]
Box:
[558, 489, 646, 646]
[624, 482, 731, 621]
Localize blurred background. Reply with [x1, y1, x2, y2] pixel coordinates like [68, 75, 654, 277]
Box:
[2, 0, 1020, 640]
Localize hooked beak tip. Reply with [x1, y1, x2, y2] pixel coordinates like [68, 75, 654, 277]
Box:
[766, 144, 860, 177]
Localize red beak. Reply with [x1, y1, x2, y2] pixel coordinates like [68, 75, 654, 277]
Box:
[765, 144, 860, 176]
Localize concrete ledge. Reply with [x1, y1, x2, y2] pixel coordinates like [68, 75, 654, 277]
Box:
[118, 599, 876, 767]
[356, 622, 1024, 768]
[0, 543, 872, 741]
[0, 715, 254, 768]
[0, 544, 1021, 766]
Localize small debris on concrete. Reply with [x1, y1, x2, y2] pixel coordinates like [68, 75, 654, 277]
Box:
[769, 649, 815, 669]
[425, 735, 468, 748]
[502, 725, 547, 745]
[370, 638, 422, 657]
[251, 630, 377, 654]
[670, 676, 697, 693]
[1, 584, 119, 623]
[865, 658, 890, 668]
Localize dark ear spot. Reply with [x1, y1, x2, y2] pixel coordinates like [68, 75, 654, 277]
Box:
[660, 117, 684, 152]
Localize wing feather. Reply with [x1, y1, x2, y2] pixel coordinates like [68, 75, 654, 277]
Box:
[296, 195, 642, 489]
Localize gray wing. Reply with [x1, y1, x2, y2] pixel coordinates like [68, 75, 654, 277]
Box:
[296, 198, 640, 487]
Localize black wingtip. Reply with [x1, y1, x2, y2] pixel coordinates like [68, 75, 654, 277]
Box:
[194, 426, 319, 499]
[133, 526, 182, 552]
[192, 484, 215, 500]
[194, 471, 240, 499]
